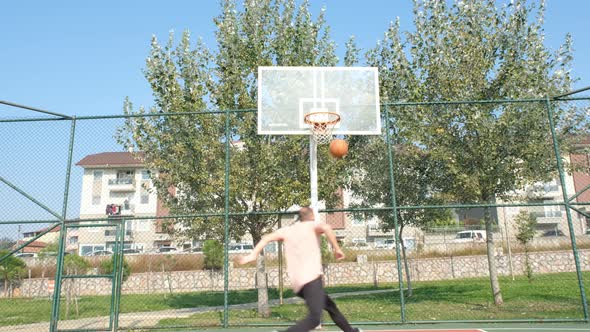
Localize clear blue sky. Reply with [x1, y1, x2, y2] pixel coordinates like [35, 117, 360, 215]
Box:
[0, 1, 588, 118]
[0, 1, 588, 239]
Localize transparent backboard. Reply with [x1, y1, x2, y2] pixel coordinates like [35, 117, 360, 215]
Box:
[257, 67, 381, 135]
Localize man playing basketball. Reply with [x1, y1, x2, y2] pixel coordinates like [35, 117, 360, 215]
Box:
[237, 206, 362, 332]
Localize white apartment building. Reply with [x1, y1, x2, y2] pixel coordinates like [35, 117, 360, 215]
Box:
[75, 152, 175, 255]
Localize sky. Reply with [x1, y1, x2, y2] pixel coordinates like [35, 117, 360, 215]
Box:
[0, 0, 589, 239]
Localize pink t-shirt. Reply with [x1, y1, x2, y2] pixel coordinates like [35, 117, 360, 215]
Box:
[276, 221, 323, 292]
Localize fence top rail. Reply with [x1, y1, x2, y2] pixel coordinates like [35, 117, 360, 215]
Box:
[1, 94, 589, 123]
[0, 100, 73, 119]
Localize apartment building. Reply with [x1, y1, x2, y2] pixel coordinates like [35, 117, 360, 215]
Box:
[75, 152, 175, 255]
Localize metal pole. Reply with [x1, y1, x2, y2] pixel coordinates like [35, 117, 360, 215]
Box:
[545, 97, 589, 321]
[50, 117, 77, 332]
[108, 222, 121, 331]
[383, 105, 406, 321]
[113, 219, 126, 331]
[278, 218, 283, 305]
[310, 137, 319, 218]
[223, 108, 231, 328]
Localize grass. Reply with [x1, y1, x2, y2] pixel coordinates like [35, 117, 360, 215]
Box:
[158, 272, 589, 328]
[1, 272, 588, 328]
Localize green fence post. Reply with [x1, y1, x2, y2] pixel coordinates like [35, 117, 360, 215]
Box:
[108, 222, 121, 330]
[50, 116, 77, 332]
[383, 105, 406, 322]
[223, 108, 231, 328]
[113, 219, 125, 331]
[545, 97, 589, 321]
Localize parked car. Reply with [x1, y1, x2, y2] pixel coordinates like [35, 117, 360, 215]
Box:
[228, 243, 254, 253]
[541, 229, 565, 237]
[374, 239, 395, 250]
[87, 250, 113, 256]
[122, 248, 142, 255]
[349, 241, 370, 250]
[157, 246, 178, 253]
[14, 252, 37, 258]
[182, 247, 203, 254]
[453, 230, 486, 243]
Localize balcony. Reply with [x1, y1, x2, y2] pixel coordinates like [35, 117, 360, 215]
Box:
[108, 178, 135, 192]
[104, 229, 133, 237]
[368, 224, 394, 236]
[530, 210, 563, 224]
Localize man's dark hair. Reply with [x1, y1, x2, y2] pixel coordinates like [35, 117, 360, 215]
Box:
[298, 207, 314, 221]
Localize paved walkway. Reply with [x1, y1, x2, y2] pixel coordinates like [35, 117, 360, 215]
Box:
[0, 289, 394, 331]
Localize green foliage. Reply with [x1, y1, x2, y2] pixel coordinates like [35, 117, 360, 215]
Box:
[0, 237, 15, 250]
[0, 250, 26, 288]
[319, 236, 333, 264]
[514, 210, 537, 282]
[203, 240, 224, 270]
[515, 210, 537, 246]
[363, 0, 578, 305]
[63, 254, 90, 275]
[38, 242, 59, 260]
[116, 0, 345, 245]
[100, 256, 131, 282]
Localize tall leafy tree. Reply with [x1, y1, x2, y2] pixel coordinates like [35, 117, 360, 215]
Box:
[347, 138, 453, 297]
[117, 0, 345, 317]
[366, 0, 577, 305]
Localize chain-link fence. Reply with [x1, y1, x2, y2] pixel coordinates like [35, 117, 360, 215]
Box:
[1, 92, 590, 331]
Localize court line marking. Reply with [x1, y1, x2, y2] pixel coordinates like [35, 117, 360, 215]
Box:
[484, 328, 590, 331]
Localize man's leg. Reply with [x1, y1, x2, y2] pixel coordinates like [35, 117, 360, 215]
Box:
[324, 294, 356, 332]
[285, 278, 324, 332]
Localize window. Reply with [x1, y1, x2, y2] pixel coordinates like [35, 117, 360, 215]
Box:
[352, 218, 365, 226]
[140, 182, 150, 204]
[117, 170, 134, 179]
[92, 171, 103, 205]
[543, 200, 562, 218]
[141, 170, 151, 180]
[68, 236, 78, 245]
[106, 241, 133, 252]
[80, 244, 105, 256]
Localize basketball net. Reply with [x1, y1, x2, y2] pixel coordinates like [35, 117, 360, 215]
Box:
[304, 112, 340, 145]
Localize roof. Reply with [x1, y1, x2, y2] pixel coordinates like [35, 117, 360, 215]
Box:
[16, 240, 47, 248]
[76, 152, 145, 168]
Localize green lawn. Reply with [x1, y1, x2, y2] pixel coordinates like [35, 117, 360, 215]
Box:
[1, 272, 588, 328]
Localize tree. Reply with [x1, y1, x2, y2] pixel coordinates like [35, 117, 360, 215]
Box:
[347, 140, 453, 297]
[0, 250, 26, 298]
[514, 210, 537, 282]
[117, 0, 345, 317]
[100, 256, 131, 282]
[63, 255, 90, 319]
[365, 0, 577, 305]
[203, 240, 223, 270]
[0, 237, 15, 251]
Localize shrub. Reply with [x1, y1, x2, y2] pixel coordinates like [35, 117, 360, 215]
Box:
[100, 256, 131, 281]
[203, 240, 223, 270]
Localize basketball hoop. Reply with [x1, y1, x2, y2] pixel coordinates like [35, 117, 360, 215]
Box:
[304, 111, 340, 144]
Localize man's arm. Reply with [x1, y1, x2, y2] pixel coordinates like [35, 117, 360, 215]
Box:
[236, 231, 283, 265]
[316, 223, 345, 260]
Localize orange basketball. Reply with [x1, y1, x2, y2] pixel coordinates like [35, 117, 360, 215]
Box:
[329, 139, 348, 158]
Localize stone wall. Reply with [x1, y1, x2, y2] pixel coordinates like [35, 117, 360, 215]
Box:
[13, 249, 590, 298]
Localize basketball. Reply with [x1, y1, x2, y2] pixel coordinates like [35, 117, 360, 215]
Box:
[329, 139, 348, 158]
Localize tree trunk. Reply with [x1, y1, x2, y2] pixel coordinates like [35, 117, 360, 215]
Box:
[256, 252, 270, 317]
[400, 225, 413, 297]
[484, 207, 503, 305]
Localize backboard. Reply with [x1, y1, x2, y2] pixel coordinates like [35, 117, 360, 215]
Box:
[257, 67, 380, 135]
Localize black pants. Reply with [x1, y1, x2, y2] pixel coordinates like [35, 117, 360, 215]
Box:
[286, 277, 355, 332]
